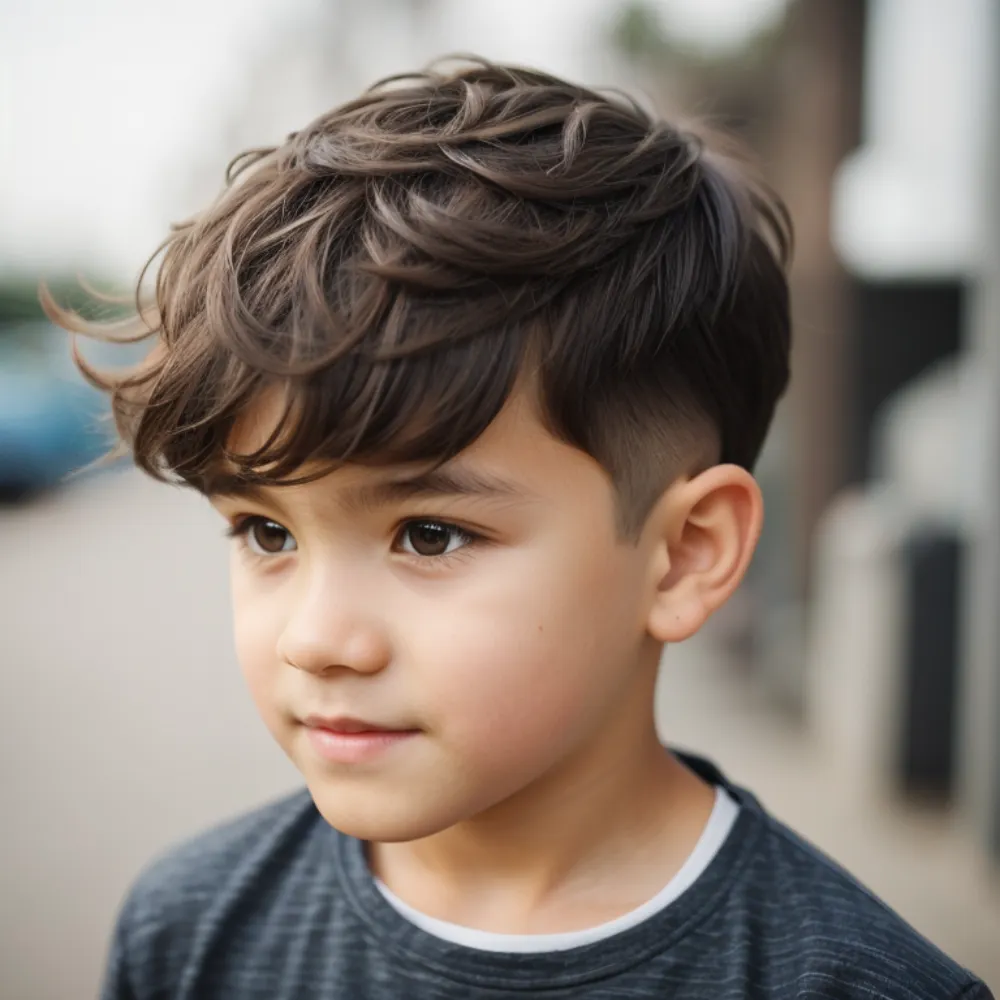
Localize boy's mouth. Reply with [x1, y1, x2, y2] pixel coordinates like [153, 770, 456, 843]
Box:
[300, 715, 420, 764]
[303, 714, 414, 734]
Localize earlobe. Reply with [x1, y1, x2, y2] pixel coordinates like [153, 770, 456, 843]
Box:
[645, 465, 763, 644]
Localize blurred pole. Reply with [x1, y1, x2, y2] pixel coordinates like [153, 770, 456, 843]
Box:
[750, 0, 865, 710]
[775, 0, 865, 600]
[960, 0, 1000, 862]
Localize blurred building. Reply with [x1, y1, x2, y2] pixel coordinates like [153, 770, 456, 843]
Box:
[827, 0, 1000, 862]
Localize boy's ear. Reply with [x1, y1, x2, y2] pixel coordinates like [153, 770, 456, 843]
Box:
[643, 464, 763, 644]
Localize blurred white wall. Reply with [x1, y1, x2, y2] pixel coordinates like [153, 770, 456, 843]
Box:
[833, 0, 994, 278]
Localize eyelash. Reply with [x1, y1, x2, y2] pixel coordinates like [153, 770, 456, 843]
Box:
[224, 515, 484, 566]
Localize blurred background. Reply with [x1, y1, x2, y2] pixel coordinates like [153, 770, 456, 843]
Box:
[2, 0, 1000, 994]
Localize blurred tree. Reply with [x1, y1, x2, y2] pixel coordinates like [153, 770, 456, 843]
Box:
[609, 0, 788, 142]
[0, 278, 70, 326]
[0, 276, 125, 330]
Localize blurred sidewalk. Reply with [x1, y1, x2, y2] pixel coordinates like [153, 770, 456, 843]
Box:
[1, 470, 998, 997]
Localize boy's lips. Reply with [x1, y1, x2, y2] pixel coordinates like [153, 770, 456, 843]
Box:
[302, 714, 415, 734]
[300, 714, 420, 764]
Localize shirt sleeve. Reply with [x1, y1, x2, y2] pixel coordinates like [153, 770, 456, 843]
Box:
[956, 981, 996, 1000]
[99, 896, 139, 1000]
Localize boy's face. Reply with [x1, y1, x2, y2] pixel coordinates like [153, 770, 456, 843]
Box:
[212, 390, 667, 842]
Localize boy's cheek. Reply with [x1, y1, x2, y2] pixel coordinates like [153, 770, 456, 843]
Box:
[421, 605, 625, 745]
[231, 602, 286, 712]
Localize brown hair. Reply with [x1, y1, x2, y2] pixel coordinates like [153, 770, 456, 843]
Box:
[45, 57, 792, 539]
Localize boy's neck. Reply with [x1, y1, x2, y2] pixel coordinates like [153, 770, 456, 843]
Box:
[367, 651, 716, 934]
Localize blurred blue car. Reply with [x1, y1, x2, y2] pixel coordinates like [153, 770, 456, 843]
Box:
[0, 322, 125, 500]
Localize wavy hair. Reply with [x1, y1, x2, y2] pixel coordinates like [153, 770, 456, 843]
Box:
[45, 57, 792, 538]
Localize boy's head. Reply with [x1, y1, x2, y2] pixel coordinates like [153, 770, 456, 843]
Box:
[50, 59, 791, 841]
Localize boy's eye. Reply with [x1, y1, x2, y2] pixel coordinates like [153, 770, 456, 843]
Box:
[397, 520, 472, 558]
[237, 517, 297, 556]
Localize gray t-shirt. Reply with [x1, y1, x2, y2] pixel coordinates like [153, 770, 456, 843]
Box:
[101, 754, 993, 999]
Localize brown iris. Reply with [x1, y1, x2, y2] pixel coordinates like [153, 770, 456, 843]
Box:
[250, 519, 292, 554]
[405, 522, 453, 556]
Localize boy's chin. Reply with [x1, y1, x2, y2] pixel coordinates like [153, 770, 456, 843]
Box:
[306, 781, 465, 843]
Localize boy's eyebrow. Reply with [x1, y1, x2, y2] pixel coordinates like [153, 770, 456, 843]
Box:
[206, 465, 534, 511]
[339, 466, 533, 512]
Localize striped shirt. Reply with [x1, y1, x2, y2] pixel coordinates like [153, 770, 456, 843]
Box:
[102, 753, 994, 999]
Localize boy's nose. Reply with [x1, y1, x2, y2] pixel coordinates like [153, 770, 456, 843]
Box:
[275, 580, 391, 677]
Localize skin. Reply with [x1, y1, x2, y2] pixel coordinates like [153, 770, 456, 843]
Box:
[210, 388, 763, 934]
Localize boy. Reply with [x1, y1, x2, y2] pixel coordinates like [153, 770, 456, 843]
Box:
[51, 59, 992, 999]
